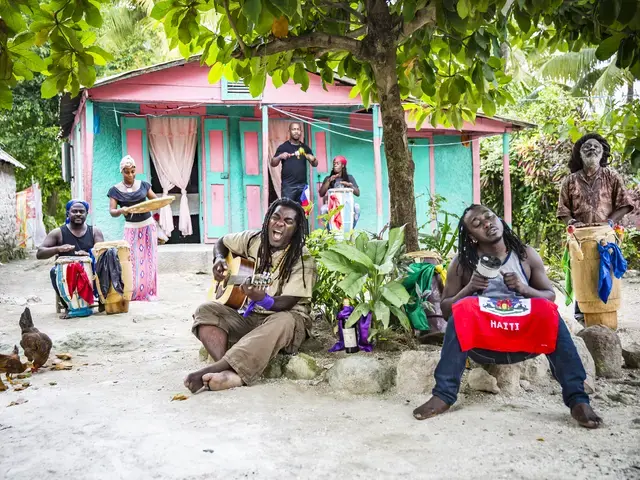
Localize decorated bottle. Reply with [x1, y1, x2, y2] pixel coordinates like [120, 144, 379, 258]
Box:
[342, 298, 359, 354]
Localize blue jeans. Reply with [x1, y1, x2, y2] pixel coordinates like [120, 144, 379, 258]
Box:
[433, 314, 589, 408]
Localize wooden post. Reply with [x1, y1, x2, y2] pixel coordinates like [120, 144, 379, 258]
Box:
[472, 135, 481, 204]
[372, 105, 384, 232]
[261, 105, 269, 212]
[502, 132, 512, 225]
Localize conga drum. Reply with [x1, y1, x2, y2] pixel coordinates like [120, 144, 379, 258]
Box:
[567, 224, 621, 329]
[54, 256, 94, 318]
[327, 187, 355, 237]
[93, 240, 133, 314]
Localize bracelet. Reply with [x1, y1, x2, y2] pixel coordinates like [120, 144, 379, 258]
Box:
[243, 294, 275, 317]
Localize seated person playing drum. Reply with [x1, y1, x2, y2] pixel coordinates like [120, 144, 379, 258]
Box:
[412, 205, 602, 429]
[36, 200, 104, 311]
[184, 198, 316, 393]
[319, 155, 360, 227]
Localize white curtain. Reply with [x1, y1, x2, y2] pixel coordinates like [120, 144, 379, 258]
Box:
[147, 117, 198, 236]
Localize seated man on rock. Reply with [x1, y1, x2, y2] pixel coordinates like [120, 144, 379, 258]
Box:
[184, 197, 316, 393]
[413, 204, 602, 429]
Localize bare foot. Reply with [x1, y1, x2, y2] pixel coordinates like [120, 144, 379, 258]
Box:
[202, 370, 243, 391]
[184, 371, 205, 393]
[413, 396, 450, 420]
[571, 403, 603, 429]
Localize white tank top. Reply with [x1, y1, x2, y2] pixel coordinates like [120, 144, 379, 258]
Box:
[480, 251, 529, 299]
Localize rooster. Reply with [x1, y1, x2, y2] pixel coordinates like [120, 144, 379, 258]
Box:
[0, 346, 28, 391]
[19, 307, 52, 373]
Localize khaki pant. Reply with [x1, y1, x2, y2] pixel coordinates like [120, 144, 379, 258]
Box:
[192, 302, 308, 385]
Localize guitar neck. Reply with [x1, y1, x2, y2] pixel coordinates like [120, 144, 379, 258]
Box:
[227, 275, 253, 286]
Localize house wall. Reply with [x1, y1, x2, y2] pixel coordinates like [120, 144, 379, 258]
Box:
[433, 135, 473, 220]
[0, 162, 17, 248]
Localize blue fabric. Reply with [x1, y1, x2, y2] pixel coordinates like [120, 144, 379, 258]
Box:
[597, 243, 627, 303]
[65, 199, 90, 224]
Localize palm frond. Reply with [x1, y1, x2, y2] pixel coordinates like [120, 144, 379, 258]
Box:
[592, 58, 635, 96]
[536, 48, 598, 83]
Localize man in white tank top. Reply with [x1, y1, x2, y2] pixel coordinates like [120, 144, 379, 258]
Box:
[413, 205, 602, 429]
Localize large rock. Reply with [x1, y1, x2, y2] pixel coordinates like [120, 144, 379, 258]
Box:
[327, 356, 394, 394]
[520, 355, 550, 386]
[622, 343, 640, 369]
[395, 351, 440, 394]
[468, 368, 500, 394]
[577, 325, 623, 378]
[484, 365, 521, 395]
[284, 353, 321, 380]
[561, 314, 584, 336]
[263, 355, 289, 379]
[572, 335, 596, 394]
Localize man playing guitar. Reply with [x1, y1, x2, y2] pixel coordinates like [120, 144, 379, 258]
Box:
[184, 198, 316, 393]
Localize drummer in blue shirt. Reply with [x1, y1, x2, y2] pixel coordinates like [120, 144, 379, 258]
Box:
[319, 155, 360, 227]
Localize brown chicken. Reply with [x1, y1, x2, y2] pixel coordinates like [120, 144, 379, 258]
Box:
[20, 307, 52, 373]
[0, 346, 28, 391]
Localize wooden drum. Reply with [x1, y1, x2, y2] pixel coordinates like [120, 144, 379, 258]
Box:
[93, 240, 133, 314]
[567, 224, 621, 329]
[54, 256, 94, 318]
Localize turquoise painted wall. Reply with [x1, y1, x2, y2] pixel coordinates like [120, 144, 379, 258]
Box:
[409, 139, 431, 232]
[206, 105, 256, 232]
[92, 102, 140, 240]
[433, 134, 473, 220]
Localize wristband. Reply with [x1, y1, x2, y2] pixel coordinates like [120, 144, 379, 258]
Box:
[243, 294, 275, 317]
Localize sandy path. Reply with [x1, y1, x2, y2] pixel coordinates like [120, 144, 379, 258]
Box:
[1, 258, 639, 479]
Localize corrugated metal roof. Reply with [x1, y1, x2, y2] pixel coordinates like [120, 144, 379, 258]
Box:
[0, 148, 25, 169]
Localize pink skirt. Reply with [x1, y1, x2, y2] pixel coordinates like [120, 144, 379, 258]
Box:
[124, 218, 158, 301]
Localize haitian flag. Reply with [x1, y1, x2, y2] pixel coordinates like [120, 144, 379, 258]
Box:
[452, 296, 559, 354]
[300, 184, 313, 217]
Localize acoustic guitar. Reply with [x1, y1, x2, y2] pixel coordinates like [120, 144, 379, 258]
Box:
[207, 253, 273, 309]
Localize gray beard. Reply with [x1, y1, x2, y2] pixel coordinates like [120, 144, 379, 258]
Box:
[581, 155, 601, 170]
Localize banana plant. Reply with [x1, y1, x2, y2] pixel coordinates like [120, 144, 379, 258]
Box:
[318, 225, 411, 339]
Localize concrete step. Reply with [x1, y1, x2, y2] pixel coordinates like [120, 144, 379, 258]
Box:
[157, 244, 214, 274]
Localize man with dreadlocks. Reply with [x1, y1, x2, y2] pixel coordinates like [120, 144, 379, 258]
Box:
[184, 198, 316, 393]
[413, 205, 602, 429]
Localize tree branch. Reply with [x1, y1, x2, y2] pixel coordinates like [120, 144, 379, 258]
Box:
[399, 4, 437, 43]
[235, 32, 363, 59]
[223, 0, 247, 57]
[316, 0, 366, 23]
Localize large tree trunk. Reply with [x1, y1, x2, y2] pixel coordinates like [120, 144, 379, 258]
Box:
[365, 0, 419, 251]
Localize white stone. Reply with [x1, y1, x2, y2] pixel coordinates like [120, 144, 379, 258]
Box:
[395, 351, 440, 394]
[284, 353, 321, 380]
[484, 364, 522, 395]
[327, 356, 394, 394]
[520, 355, 550, 386]
[468, 368, 500, 394]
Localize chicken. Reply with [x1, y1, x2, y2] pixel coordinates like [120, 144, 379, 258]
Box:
[19, 307, 52, 373]
[0, 345, 27, 391]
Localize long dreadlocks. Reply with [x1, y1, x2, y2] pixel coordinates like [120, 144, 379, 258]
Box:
[250, 197, 308, 292]
[456, 204, 528, 275]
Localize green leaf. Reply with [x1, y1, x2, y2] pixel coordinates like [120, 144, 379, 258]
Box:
[84, 0, 102, 28]
[293, 63, 309, 91]
[372, 301, 390, 329]
[0, 84, 13, 109]
[41, 75, 60, 99]
[403, 0, 417, 22]
[595, 34, 625, 61]
[456, 0, 470, 19]
[0, 3, 27, 33]
[389, 305, 411, 331]
[346, 302, 370, 328]
[86, 46, 112, 65]
[249, 69, 266, 97]
[329, 244, 375, 271]
[319, 250, 361, 274]
[77, 58, 95, 86]
[355, 232, 368, 252]
[381, 281, 411, 308]
[514, 9, 531, 33]
[383, 225, 405, 263]
[337, 272, 368, 298]
[244, 0, 262, 25]
[59, 26, 84, 52]
[365, 239, 388, 265]
[271, 70, 284, 88]
[598, 0, 621, 26]
[482, 96, 496, 117]
[151, 0, 175, 20]
[208, 62, 224, 84]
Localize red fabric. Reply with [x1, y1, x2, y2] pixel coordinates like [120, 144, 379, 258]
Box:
[66, 262, 94, 304]
[334, 155, 347, 166]
[452, 297, 559, 354]
[328, 193, 343, 229]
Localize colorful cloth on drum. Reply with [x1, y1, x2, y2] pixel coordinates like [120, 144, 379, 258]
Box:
[452, 296, 559, 354]
[327, 192, 343, 229]
[597, 242, 626, 303]
[96, 248, 125, 298]
[66, 262, 94, 304]
[124, 219, 158, 301]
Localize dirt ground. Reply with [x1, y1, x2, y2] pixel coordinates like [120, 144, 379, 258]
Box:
[1, 256, 639, 480]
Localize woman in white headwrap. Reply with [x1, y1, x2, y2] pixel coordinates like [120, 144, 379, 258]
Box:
[107, 155, 160, 301]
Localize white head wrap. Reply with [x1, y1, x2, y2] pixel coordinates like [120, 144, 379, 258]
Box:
[119, 155, 136, 173]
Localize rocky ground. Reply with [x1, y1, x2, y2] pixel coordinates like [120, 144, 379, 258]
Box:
[1, 256, 639, 480]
